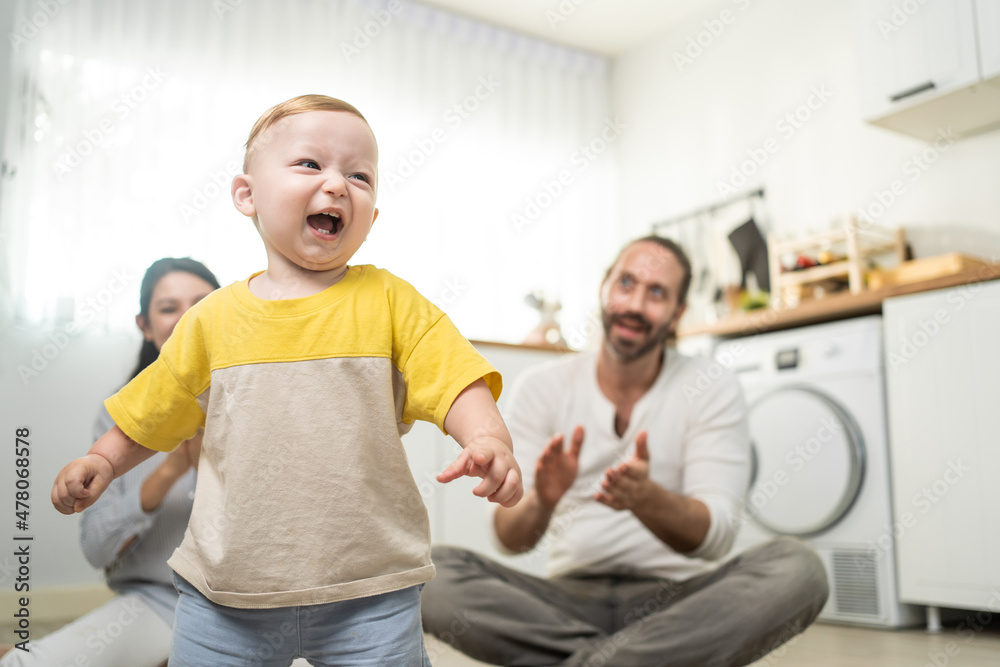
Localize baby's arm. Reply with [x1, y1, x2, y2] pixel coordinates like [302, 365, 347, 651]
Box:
[51, 426, 158, 515]
[438, 379, 523, 507]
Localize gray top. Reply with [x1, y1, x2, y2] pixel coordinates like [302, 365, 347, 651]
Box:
[79, 407, 195, 624]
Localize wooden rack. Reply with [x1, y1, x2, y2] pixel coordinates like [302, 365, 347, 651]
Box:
[768, 217, 906, 310]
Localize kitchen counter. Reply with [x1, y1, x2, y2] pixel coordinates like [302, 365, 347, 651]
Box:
[470, 339, 573, 353]
[678, 263, 1000, 339]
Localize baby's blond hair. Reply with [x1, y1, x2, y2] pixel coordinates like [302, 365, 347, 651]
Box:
[243, 95, 371, 172]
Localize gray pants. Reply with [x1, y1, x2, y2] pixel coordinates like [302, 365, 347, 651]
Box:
[422, 538, 829, 667]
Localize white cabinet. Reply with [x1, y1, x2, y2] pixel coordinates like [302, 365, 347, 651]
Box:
[979, 0, 1000, 79]
[852, 0, 1000, 141]
[855, 0, 979, 116]
[882, 280, 1000, 612]
[403, 343, 565, 576]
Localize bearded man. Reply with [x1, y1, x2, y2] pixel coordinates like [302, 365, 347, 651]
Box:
[423, 236, 829, 667]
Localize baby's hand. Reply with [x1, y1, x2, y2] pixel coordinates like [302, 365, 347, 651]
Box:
[437, 437, 523, 507]
[51, 454, 115, 514]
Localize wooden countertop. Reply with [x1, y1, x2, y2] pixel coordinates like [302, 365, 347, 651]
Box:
[678, 263, 1000, 339]
[470, 339, 573, 353]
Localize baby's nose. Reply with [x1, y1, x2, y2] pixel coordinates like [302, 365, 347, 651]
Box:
[323, 171, 348, 195]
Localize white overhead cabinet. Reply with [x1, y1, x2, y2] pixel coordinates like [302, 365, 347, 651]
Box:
[882, 279, 1000, 613]
[853, 0, 1000, 141]
[980, 0, 1000, 78]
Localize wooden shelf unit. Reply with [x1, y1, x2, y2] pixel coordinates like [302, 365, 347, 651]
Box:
[768, 217, 906, 310]
[678, 264, 1000, 339]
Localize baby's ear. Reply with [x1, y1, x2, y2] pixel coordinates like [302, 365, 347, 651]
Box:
[231, 174, 255, 216]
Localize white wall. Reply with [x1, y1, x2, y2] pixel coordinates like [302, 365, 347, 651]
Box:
[612, 0, 1000, 265]
[1, 328, 137, 590]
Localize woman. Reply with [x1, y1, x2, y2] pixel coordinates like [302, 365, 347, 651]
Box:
[2, 258, 218, 667]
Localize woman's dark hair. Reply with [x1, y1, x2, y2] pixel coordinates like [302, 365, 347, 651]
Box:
[130, 258, 220, 380]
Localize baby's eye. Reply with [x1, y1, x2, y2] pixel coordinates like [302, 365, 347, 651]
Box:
[349, 173, 372, 184]
[297, 160, 320, 170]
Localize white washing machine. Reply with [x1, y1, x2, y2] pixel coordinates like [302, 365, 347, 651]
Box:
[713, 315, 924, 628]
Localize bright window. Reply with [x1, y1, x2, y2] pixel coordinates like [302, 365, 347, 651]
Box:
[0, 0, 617, 346]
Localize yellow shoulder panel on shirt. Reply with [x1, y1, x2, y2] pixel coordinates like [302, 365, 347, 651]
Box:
[201, 266, 439, 371]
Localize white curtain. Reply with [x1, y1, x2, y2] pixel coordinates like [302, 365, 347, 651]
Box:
[0, 0, 616, 345]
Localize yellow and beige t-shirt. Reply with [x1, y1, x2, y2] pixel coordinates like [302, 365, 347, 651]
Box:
[106, 265, 500, 609]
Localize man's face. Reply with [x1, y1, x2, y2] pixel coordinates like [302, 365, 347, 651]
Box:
[600, 241, 687, 363]
[234, 110, 379, 275]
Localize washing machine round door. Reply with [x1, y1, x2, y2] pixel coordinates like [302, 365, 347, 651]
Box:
[745, 385, 865, 537]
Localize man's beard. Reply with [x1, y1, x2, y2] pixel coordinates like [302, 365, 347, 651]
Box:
[601, 309, 674, 363]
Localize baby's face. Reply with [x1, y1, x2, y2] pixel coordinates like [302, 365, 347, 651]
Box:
[243, 111, 379, 275]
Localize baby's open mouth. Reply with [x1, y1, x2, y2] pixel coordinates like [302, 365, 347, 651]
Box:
[307, 212, 343, 236]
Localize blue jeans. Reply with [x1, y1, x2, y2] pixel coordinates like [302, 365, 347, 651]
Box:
[171, 573, 431, 666]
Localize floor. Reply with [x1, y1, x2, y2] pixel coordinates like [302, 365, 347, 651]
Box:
[424, 619, 1000, 666]
[3, 616, 1000, 665]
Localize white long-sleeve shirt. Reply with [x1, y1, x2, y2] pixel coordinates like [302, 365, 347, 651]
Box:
[503, 348, 750, 581]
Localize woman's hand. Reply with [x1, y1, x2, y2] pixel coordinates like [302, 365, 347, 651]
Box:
[140, 430, 202, 513]
[159, 430, 202, 481]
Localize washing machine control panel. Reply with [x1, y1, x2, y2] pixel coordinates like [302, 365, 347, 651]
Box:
[715, 317, 882, 379]
[775, 348, 799, 370]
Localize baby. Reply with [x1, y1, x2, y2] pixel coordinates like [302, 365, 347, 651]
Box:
[52, 94, 523, 666]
